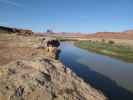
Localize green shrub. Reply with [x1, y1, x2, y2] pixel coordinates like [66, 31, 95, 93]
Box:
[108, 40, 115, 44]
[101, 39, 105, 43]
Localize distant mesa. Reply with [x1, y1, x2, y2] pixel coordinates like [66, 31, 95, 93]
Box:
[91, 31, 133, 39]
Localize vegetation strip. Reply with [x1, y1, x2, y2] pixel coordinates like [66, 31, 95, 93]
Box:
[74, 40, 133, 62]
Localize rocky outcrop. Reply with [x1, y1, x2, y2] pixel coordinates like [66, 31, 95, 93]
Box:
[0, 34, 107, 100]
[0, 26, 33, 36]
[0, 26, 16, 33]
[16, 29, 33, 36]
[39, 38, 60, 48]
[37, 37, 60, 59]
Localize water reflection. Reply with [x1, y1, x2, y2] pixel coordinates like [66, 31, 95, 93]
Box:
[59, 42, 133, 100]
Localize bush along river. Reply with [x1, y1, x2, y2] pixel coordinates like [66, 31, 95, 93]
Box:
[59, 42, 133, 100]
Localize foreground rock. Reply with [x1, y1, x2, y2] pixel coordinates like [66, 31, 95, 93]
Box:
[0, 34, 107, 100]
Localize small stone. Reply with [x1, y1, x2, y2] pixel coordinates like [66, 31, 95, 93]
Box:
[15, 86, 24, 97]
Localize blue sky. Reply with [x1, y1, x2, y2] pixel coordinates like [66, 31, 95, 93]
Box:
[0, 0, 133, 33]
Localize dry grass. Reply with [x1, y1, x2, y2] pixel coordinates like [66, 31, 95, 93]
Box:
[0, 34, 46, 65]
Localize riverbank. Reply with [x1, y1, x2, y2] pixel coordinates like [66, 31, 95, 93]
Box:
[0, 33, 106, 100]
[74, 41, 133, 62]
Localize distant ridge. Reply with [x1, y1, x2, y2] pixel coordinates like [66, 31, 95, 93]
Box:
[89, 30, 133, 40]
[1, 25, 133, 39]
[0, 26, 33, 36]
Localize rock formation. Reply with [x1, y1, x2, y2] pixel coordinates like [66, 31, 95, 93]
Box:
[37, 37, 60, 59]
[0, 26, 33, 36]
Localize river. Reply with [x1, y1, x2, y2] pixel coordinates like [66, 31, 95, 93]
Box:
[59, 42, 133, 100]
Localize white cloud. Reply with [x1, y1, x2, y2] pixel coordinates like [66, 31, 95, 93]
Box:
[0, 0, 24, 8]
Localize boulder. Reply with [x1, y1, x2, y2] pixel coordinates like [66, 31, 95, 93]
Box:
[42, 38, 60, 48]
[44, 38, 60, 59]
